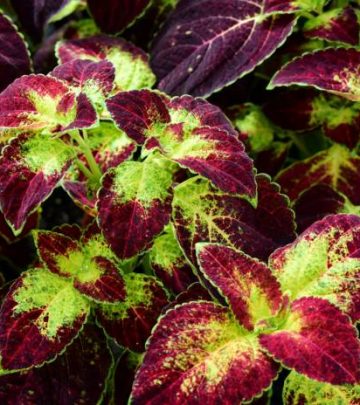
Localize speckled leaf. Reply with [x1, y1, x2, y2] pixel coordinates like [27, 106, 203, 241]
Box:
[0, 132, 74, 234]
[172, 174, 296, 264]
[50, 59, 115, 105]
[265, 0, 328, 13]
[269, 48, 360, 101]
[56, 35, 155, 92]
[277, 144, 360, 204]
[304, 7, 360, 46]
[196, 244, 284, 330]
[88, 0, 151, 34]
[131, 301, 279, 404]
[0, 268, 90, 372]
[294, 184, 360, 232]
[97, 154, 177, 259]
[0, 13, 31, 92]
[10, 0, 84, 40]
[34, 229, 126, 303]
[151, 0, 296, 97]
[0, 324, 112, 404]
[269, 214, 360, 322]
[63, 122, 136, 213]
[0, 75, 97, 132]
[149, 225, 196, 294]
[283, 371, 360, 405]
[260, 297, 360, 384]
[96, 273, 169, 352]
[108, 90, 255, 196]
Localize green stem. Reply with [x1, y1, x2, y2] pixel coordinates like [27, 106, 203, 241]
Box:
[288, 132, 310, 157]
[76, 159, 93, 179]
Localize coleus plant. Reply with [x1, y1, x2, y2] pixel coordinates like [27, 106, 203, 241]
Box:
[0, 0, 359, 403]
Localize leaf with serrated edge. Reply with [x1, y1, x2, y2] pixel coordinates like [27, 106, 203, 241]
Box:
[0, 74, 96, 132]
[260, 297, 360, 384]
[265, 0, 328, 13]
[196, 243, 284, 331]
[96, 273, 169, 352]
[0, 13, 31, 92]
[131, 301, 279, 404]
[0, 268, 90, 372]
[276, 144, 360, 204]
[56, 35, 155, 93]
[34, 229, 126, 303]
[97, 153, 177, 259]
[283, 370, 360, 405]
[269, 214, 360, 322]
[172, 174, 296, 264]
[88, 0, 151, 34]
[0, 132, 74, 234]
[149, 225, 196, 294]
[151, 0, 296, 97]
[269, 48, 360, 101]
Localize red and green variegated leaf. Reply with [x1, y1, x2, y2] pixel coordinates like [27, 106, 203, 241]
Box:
[167, 282, 213, 311]
[255, 141, 290, 177]
[97, 154, 177, 259]
[303, 7, 360, 46]
[151, 0, 296, 97]
[0, 75, 97, 132]
[0, 13, 31, 92]
[294, 184, 360, 233]
[283, 370, 360, 405]
[269, 214, 360, 322]
[260, 297, 360, 384]
[0, 211, 39, 243]
[88, 0, 151, 34]
[0, 132, 74, 234]
[96, 273, 169, 352]
[265, 0, 328, 13]
[63, 121, 136, 213]
[10, 0, 84, 40]
[269, 48, 360, 101]
[149, 225, 196, 294]
[131, 301, 279, 404]
[276, 144, 360, 204]
[0, 268, 90, 372]
[0, 324, 113, 404]
[196, 244, 284, 331]
[56, 35, 155, 92]
[34, 229, 126, 303]
[172, 174, 296, 264]
[50, 59, 115, 105]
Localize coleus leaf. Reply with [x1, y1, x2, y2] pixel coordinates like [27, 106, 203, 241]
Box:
[34, 227, 126, 303]
[303, 7, 360, 46]
[269, 214, 360, 322]
[107, 89, 255, 196]
[10, 0, 84, 40]
[264, 0, 328, 13]
[269, 48, 360, 101]
[0, 211, 39, 243]
[56, 35, 156, 92]
[131, 301, 279, 404]
[95, 273, 169, 352]
[294, 184, 360, 232]
[0, 75, 97, 132]
[0, 267, 90, 372]
[196, 243, 284, 331]
[150, 0, 296, 97]
[149, 225, 196, 294]
[283, 370, 360, 405]
[63, 122, 136, 214]
[172, 174, 296, 264]
[97, 153, 178, 259]
[0, 324, 113, 404]
[276, 144, 360, 204]
[50, 59, 115, 106]
[0, 13, 31, 92]
[260, 297, 360, 384]
[88, 0, 151, 34]
[0, 132, 74, 234]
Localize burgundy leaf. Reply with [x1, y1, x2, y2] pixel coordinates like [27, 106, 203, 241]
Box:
[151, 0, 296, 96]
